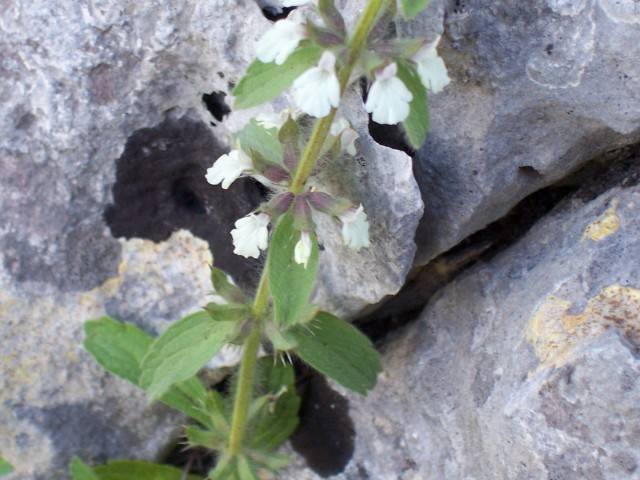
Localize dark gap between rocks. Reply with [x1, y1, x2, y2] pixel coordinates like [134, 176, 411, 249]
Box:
[357, 143, 640, 343]
[289, 365, 355, 477]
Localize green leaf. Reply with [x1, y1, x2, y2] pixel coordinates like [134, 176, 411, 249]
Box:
[83, 317, 210, 425]
[234, 119, 283, 167]
[203, 390, 230, 434]
[249, 359, 300, 451]
[236, 456, 259, 480]
[93, 460, 202, 480]
[0, 458, 14, 477]
[247, 451, 290, 472]
[268, 213, 319, 328]
[232, 43, 323, 109]
[185, 425, 226, 450]
[397, 60, 430, 149]
[287, 312, 382, 395]
[210, 266, 245, 304]
[401, 0, 431, 19]
[84, 317, 152, 385]
[70, 457, 100, 480]
[204, 303, 249, 323]
[139, 312, 237, 401]
[208, 454, 235, 480]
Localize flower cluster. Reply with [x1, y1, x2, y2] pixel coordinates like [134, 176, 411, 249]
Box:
[253, 4, 450, 124]
[205, 114, 369, 263]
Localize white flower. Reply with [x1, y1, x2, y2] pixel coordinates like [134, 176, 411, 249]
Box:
[294, 231, 313, 268]
[330, 117, 359, 156]
[364, 63, 413, 125]
[413, 36, 450, 94]
[205, 150, 253, 189]
[292, 51, 340, 118]
[230, 213, 270, 258]
[339, 205, 370, 251]
[255, 19, 306, 65]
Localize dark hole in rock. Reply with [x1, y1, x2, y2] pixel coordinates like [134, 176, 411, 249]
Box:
[104, 114, 264, 290]
[260, 4, 296, 21]
[518, 165, 544, 178]
[202, 91, 231, 125]
[290, 369, 355, 477]
[359, 183, 578, 340]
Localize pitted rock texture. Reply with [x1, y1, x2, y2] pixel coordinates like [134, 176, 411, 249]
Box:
[282, 159, 640, 479]
[408, 0, 640, 264]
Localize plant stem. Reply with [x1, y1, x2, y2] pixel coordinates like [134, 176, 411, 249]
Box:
[290, 0, 389, 193]
[227, 322, 261, 454]
[225, 0, 389, 456]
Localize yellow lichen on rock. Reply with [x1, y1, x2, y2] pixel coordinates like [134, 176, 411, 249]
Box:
[526, 285, 640, 368]
[581, 199, 620, 241]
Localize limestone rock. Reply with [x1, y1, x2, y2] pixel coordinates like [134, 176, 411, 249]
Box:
[1, 231, 215, 480]
[408, 0, 640, 264]
[283, 159, 640, 479]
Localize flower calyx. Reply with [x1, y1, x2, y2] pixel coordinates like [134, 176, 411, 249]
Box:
[249, 148, 291, 185]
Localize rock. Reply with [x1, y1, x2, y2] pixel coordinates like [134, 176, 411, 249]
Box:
[282, 156, 640, 479]
[0, 0, 425, 477]
[311, 91, 424, 318]
[0, 1, 271, 477]
[408, 0, 640, 264]
[1, 231, 212, 480]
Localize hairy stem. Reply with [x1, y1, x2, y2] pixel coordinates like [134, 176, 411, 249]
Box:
[227, 322, 261, 454]
[290, 0, 389, 193]
[226, 0, 389, 457]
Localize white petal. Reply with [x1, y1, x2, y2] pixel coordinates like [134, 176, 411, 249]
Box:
[339, 205, 370, 251]
[364, 64, 412, 125]
[230, 213, 270, 258]
[413, 38, 451, 94]
[255, 20, 306, 65]
[205, 150, 252, 189]
[292, 51, 340, 117]
[294, 231, 312, 268]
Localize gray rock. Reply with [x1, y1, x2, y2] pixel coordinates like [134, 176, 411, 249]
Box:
[283, 159, 640, 479]
[0, 0, 424, 477]
[312, 91, 424, 318]
[0, 1, 271, 478]
[411, 0, 640, 264]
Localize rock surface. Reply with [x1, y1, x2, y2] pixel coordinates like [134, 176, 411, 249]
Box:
[0, 0, 424, 477]
[410, 0, 640, 264]
[283, 155, 640, 479]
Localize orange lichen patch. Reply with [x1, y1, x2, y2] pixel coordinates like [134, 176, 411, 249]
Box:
[581, 199, 619, 241]
[526, 285, 640, 368]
